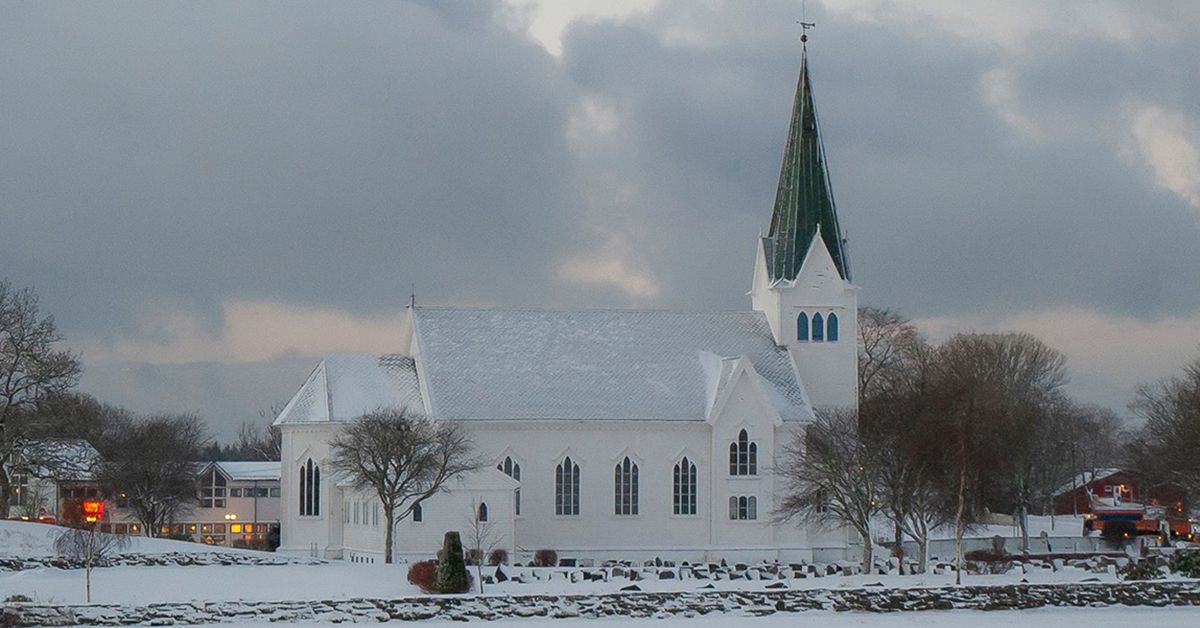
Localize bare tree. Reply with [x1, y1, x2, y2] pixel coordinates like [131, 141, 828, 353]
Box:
[777, 409, 882, 572]
[55, 525, 130, 602]
[463, 498, 501, 593]
[931, 332, 1069, 576]
[330, 407, 480, 564]
[1128, 357, 1200, 507]
[0, 280, 82, 517]
[96, 414, 208, 536]
[858, 306, 923, 403]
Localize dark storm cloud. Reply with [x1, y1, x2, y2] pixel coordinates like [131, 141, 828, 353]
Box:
[1, 1, 577, 342]
[3, 0, 1198, 437]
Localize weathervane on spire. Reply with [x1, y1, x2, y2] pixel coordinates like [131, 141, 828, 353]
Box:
[799, 0, 814, 43]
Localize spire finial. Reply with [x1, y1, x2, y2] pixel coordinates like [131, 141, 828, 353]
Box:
[409, 284, 416, 308]
[799, 0, 814, 43]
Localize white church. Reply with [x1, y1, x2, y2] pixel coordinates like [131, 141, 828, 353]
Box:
[274, 46, 860, 565]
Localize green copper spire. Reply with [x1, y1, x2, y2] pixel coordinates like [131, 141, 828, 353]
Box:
[767, 44, 851, 282]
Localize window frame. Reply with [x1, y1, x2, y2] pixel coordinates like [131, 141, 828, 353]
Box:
[555, 456, 581, 517]
[673, 456, 698, 517]
[613, 456, 639, 517]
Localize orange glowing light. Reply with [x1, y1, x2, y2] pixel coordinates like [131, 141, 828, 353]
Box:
[82, 500, 105, 523]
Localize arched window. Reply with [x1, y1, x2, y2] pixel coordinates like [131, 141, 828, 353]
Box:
[673, 457, 697, 516]
[797, 312, 810, 342]
[827, 312, 839, 342]
[497, 456, 521, 516]
[478, 502, 489, 522]
[614, 456, 639, 516]
[812, 313, 825, 342]
[555, 456, 580, 516]
[729, 430, 758, 476]
[412, 502, 423, 523]
[728, 495, 758, 520]
[299, 458, 320, 516]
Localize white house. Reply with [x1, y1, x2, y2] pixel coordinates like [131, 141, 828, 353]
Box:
[274, 45, 859, 564]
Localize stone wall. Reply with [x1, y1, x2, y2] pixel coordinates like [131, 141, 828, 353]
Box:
[5, 581, 1199, 626]
[0, 552, 319, 573]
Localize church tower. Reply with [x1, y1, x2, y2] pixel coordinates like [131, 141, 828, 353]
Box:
[750, 41, 858, 410]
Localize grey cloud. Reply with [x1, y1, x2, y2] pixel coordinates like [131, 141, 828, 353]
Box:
[2, 0, 1199, 438]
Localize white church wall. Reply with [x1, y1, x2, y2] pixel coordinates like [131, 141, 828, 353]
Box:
[279, 423, 344, 559]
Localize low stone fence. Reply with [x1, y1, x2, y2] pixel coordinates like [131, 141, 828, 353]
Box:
[5, 581, 1200, 626]
[0, 552, 321, 572]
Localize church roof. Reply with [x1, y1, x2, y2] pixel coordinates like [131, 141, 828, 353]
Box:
[273, 353, 423, 425]
[411, 307, 813, 422]
[766, 45, 851, 282]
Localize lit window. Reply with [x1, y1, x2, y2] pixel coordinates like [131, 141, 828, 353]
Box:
[555, 456, 581, 516]
[812, 313, 825, 342]
[614, 457, 639, 516]
[729, 430, 758, 476]
[797, 312, 809, 342]
[673, 457, 697, 516]
[827, 312, 839, 342]
[231, 523, 242, 533]
[497, 456, 522, 516]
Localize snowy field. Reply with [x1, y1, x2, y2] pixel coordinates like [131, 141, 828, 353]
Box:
[5, 519, 1198, 628]
[199, 607, 1200, 627]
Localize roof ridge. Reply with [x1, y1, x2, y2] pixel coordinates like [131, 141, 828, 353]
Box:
[413, 306, 766, 315]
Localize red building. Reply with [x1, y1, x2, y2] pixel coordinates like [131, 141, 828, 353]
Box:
[1053, 468, 1185, 516]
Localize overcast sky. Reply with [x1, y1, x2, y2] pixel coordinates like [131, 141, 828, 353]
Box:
[3, 1, 1199, 439]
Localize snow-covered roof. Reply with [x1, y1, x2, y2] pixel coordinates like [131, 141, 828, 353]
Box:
[1054, 468, 1122, 497]
[212, 461, 281, 482]
[274, 354, 423, 425]
[412, 307, 813, 421]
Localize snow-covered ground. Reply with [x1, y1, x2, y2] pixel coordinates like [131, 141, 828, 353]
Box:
[205, 607, 1200, 627]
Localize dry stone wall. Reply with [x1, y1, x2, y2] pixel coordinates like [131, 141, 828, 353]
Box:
[5, 581, 1200, 626]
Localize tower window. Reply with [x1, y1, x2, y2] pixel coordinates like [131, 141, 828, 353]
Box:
[729, 495, 758, 520]
[478, 502, 489, 522]
[812, 313, 825, 342]
[729, 429, 758, 476]
[827, 312, 839, 342]
[412, 502, 423, 522]
[797, 312, 809, 342]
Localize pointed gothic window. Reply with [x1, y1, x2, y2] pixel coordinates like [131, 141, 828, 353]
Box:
[497, 456, 522, 515]
[812, 313, 825, 342]
[729, 430, 758, 476]
[299, 458, 320, 516]
[673, 457, 697, 516]
[614, 456, 639, 516]
[555, 456, 580, 516]
[478, 502, 489, 522]
[827, 312, 839, 342]
[797, 312, 810, 342]
[412, 502, 423, 523]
